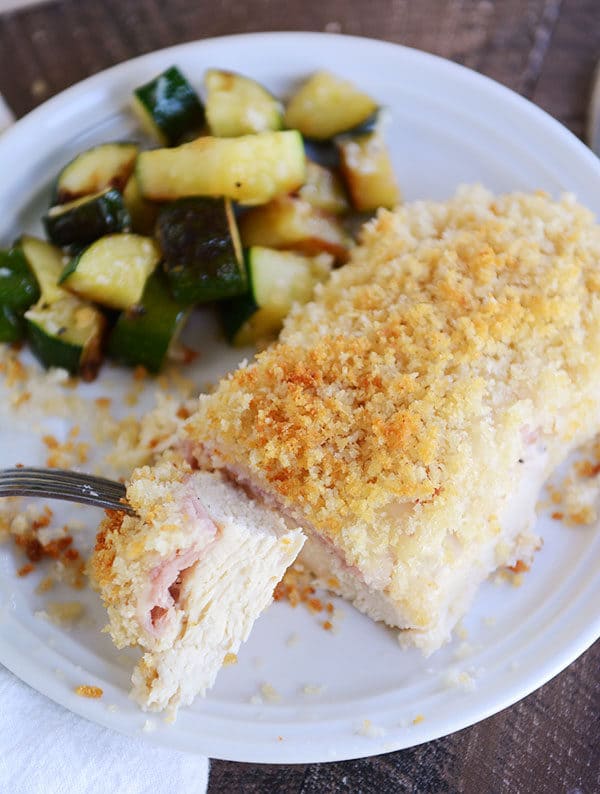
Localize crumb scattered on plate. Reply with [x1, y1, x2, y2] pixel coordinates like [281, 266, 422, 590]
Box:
[142, 719, 157, 733]
[2, 501, 86, 589]
[259, 683, 281, 703]
[35, 601, 85, 628]
[442, 668, 478, 692]
[302, 684, 325, 696]
[356, 719, 386, 738]
[453, 641, 474, 660]
[74, 685, 103, 699]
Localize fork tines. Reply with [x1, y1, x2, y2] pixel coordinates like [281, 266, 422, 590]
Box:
[0, 467, 134, 514]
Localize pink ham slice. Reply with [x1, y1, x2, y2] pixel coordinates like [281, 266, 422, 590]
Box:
[142, 491, 220, 637]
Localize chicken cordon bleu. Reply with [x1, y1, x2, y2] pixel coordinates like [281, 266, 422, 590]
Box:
[188, 186, 600, 647]
[92, 185, 600, 709]
[91, 453, 304, 711]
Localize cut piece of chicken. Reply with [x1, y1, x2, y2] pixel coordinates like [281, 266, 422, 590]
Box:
[90, 453, 304, 711]
[186, 186, 600, 653]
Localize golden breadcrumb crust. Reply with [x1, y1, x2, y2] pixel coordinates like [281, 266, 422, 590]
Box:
[91, 509, 127, 593]
[90, 452, 189, 600]
[187, 187, 600, 592]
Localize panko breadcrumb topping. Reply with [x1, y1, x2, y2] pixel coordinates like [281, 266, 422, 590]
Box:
[188, 186, 600, 604]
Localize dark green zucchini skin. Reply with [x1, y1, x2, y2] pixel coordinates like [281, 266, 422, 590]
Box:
[157, 197, 246, 304]
[44, 189, 131, 249]
[300, 110, 380, 144]
[0, 247, 41, 342]
[107, 271, 189, 372]
[220, 293, 258, 343]
[219, 248, 262, 343]
[134, 66, 205, 145]
[25, 297, 106, 380]
[26, 318, 84, 374]
[0, 305, 22, 343]
[340, 110, 380, 138]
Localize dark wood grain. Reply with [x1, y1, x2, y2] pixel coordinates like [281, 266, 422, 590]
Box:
[1, 0, 599, 138]
[530, 0, 600, 138]
[0, 1, 598, 792]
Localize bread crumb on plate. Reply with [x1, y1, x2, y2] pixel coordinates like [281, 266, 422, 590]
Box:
[356, 718, 386, 738]
[75, 685, 103, 699]
[35, 601, 85, 627]
[260, 683, 282, 703]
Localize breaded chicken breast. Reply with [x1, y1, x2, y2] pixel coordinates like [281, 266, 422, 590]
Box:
[92, 186, 600, 712]
[188, 186, 600, 652]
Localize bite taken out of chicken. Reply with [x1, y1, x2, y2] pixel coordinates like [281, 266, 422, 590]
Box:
[90, 452, 304, 712]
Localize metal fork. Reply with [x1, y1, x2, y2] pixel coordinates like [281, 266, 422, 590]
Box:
[0, 467, 135, 514]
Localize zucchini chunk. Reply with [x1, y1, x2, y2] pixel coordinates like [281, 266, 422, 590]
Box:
[132, 66, 205, 146]
[44, 189, 131, 249]
[239, 197, 351, 261]
[205, 69, 283, 136]
[337, 131, 401, 212]
[0, 247, 41, 342]
[284, 71, 378, 140]
[222, 247, 332, 346]
[60, 234, 160, 310]
[123, 174, 159, 235]
[19, 236, 67, 305]
[136, 130, 306, 205]
[54, 142, 139, 203]
[157, 197, 245, 304]
[25, 296, 105, 380]
[107, 271, 190, 372]
[297, 161, 349, 214]
[18, 236, 107, 377]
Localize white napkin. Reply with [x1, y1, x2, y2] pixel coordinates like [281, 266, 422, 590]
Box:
[0, 98, 211, 794]
[0, 668, 210, 794]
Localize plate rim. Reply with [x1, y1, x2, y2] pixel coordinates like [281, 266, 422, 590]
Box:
[1, 30, 599, 763]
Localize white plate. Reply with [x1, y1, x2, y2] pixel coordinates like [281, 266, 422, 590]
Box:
[1, 32, 599, 764]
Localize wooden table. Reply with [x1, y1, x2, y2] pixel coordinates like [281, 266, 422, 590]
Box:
[1, 1, 598, 791]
